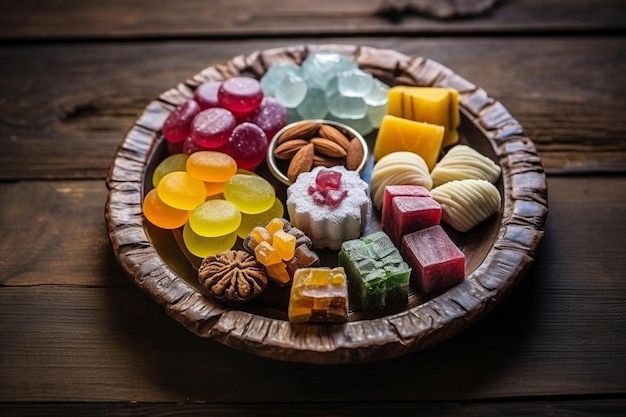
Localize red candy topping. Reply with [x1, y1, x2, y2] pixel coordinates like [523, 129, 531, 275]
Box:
[307, 169, 348, 208]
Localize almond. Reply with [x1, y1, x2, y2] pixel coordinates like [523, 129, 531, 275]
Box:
[346, 137, 364, 170]
[310, 137, 347, 158]
[277, 121, 319, 144]
[287, 143, 314, 183]
[312, 154, 344, 168]
[273, 139, 309, 159]
[319, 124, 351, 150]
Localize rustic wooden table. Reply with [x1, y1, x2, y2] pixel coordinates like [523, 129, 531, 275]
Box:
[1, 1, 625, 415]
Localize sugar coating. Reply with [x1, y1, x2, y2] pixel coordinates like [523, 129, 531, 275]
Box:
[401, 225, 465, 293]
[287, 166, 370, 250]
[431, 145, 501, 188]
[370, 151, 432, 211]
[339, 231, 411, 309]
[430, 179, 501, 232]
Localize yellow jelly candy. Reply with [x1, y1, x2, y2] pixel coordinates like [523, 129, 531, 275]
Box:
[387, 86, 460, 148]
[157, 171, 206, 210]
[249, 226, 272, 249]
[188, 199, 241, 237]
[142, 189, 189, 229]
[223, 174, 275, 214]
[236, 198, 284, 239]
[265, 262, 290, 285]
[272, 230, 296, 261]
[265, 217, 285, 235]
[182, 222, 237, 258]
[373, 115, 444, 171]
[254, 241, 282, 266]
[186, 151, 237, 182]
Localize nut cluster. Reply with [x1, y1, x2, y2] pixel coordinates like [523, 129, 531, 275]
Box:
[272, 121, 365, 183]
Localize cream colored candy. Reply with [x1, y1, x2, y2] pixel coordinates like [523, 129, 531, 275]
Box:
[370, 151, 432, 210]
[430, 179, 501, 232]
[431, 145, 501, 188]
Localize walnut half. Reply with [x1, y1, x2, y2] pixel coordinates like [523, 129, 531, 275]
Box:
[198, 250, 268, 303]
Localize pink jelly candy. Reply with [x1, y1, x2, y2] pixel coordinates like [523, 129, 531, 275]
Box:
[218, 77, 264, 115]
[401, 225, 465, 293]
[190, 107, 237, 149]
[227, 122, 268, 170]
[193, 80, 222, 110]
[388, 196, 442, 248]
[382, 185, 432, 240]
[162, 100, 201, 143]
[251, 97, 288, 141]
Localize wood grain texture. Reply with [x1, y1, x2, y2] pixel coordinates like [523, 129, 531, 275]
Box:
[1, 37, 623, 181]
[103, 44, 547, 363]
[3, 174, 626, 401]
[0, 0, 624, 40]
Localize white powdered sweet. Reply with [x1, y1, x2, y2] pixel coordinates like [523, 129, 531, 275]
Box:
[370, 151, 432, 210]
[287, 165, 371, 250]
[430, 144, 501, 188]
[430, 179, 501, 232]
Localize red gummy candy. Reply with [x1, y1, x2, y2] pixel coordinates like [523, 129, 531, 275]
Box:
[190, 107, 236, 149]
[162, 100, 201, 143]
[251, 97, 288, 141]
[193, 80, 222, 110]
[315, 169, 342, 191]
[227, 122, 268, 170]
[218, 77, 264, 114]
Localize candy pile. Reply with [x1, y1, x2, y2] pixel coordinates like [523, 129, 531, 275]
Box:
[162, 77, 288, 170]
[143, 151, 282, 258]
[261, 52, 389, 136]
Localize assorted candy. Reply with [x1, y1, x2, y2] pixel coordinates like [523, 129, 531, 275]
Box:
[162, 76, 287, 171]
[143, 52, 506, 323]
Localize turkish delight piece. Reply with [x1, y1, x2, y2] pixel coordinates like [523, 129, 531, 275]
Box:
[388, 196, 442, 248]
[339, 231, 411, 309]
[288, 267, 349, 323]
[401, 225, 465, 293]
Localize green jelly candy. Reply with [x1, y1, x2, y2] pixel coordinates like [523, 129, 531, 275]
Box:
[152, 153, 189, 188]
[223, 173, 275, 214]
[182, 222, 238, 258]
[339, 231, 411, 310]
[236, 197, 284, 239]
[189, 199, 241, 237]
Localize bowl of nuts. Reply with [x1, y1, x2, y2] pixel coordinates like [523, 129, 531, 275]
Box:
[267, 119, 369, 185]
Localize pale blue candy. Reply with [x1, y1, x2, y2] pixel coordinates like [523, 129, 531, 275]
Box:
[328, 93, 367, 120]
[260, 62, 301, 96]
[297, 82, 328, 120]
[325, 76, 339, 98]
[275, 72, 308, 108]
[327, 114, 374, 137]
[302, 52, 357, 89]
[367, 103, 388, 128]
[337, 69, 374, 98]
[363, 78, 389, 106]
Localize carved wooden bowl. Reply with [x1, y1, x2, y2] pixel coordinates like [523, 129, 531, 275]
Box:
[105, 44, 548, 364]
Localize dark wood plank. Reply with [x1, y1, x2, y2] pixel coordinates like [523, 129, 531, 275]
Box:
[0, 0, 623, 40]
[0, 37, 624, 181]
[1, 177, 624, 400]
[1, 399, 625, 417]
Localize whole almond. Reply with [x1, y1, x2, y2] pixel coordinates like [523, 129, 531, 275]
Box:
[313, 154, 344, 168]
[277, 121, 319, 144]
[310, 138, 347, 158]
[319, 124, 351, 150]
[273, 139, 309, 159]
[345, 137, 364, 170]
[287, 143, 314, 183]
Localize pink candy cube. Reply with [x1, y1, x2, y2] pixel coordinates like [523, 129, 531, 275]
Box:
[381, 185, 441, 248]
[401, 225, 465, 293]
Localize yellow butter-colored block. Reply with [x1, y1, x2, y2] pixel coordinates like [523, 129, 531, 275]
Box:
[373, 115, 444, 171]
[387, 86, 460, 148]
